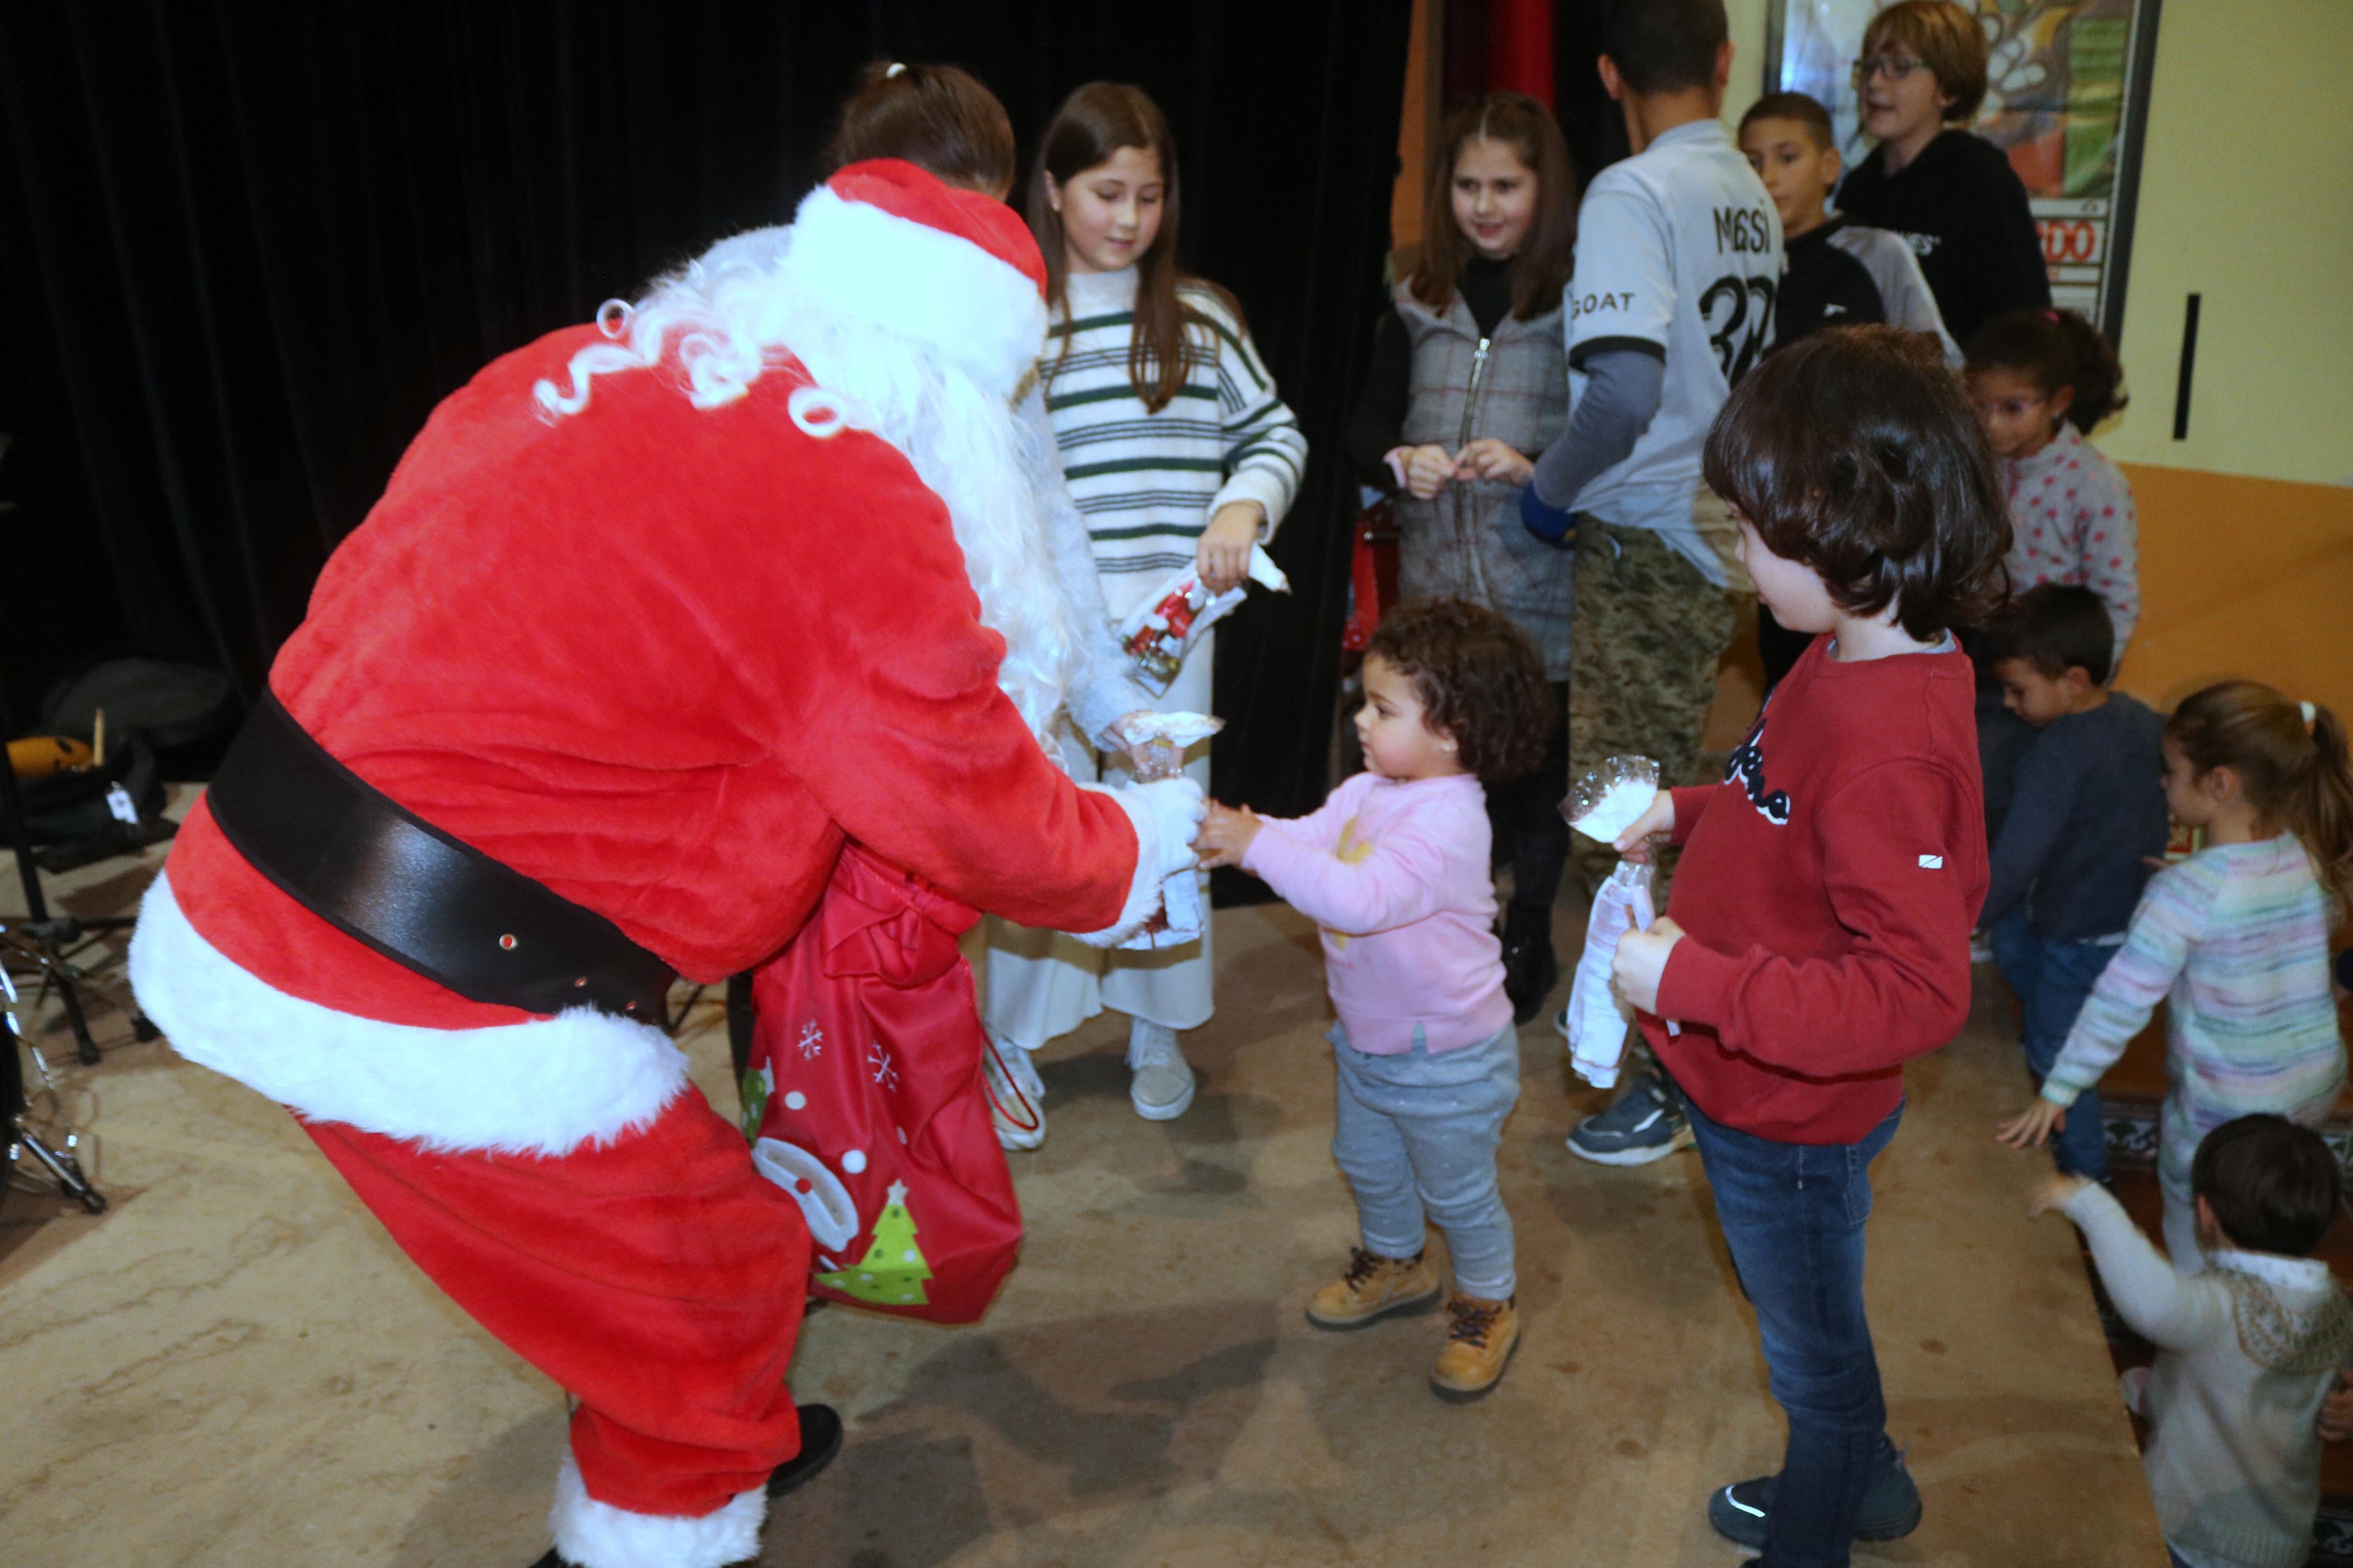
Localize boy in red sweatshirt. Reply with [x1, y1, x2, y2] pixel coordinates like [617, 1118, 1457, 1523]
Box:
[1607, 326, 2008, 1567]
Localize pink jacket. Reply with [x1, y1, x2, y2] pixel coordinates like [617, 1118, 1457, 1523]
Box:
[1242, 771, 1512, 1054]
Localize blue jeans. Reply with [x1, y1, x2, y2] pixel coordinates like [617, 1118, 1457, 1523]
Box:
[1330, 1021, 1521, 1299]
[1989, 906, 2116, 1182]
[1680, 1083, 1902, 1568]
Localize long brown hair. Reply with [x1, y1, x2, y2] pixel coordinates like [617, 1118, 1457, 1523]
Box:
[1408, 92, 1575, 320]
[825, 61, 1016, 194]
[1027, 81, 1237, 414]
[2168, 681, 2353, 913]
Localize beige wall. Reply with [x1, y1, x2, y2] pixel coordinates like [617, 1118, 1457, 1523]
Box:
[2101, 0, 2353, 485]
[2098, 1, 2353, 716]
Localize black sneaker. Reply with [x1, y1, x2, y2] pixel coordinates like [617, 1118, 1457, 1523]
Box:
[1565, 1066, 1692, 1165]
[1705, 1439, 1923, 1547]
[1500, 906, 1558, 1025]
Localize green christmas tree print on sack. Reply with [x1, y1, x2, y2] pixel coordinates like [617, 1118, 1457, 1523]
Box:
[814, 1180, 934, 1307]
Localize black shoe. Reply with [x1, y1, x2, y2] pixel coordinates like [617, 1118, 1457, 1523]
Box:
[1705, 1438, 1923, 1548]
[1500, 908, 1557, 1025]
[769, 1402, 844, 1499]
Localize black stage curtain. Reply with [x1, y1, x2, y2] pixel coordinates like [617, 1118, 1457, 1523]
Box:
[0, 2, 1412, 866]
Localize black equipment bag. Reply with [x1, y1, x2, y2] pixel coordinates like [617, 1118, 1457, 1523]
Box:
[14, 727, 172, 867]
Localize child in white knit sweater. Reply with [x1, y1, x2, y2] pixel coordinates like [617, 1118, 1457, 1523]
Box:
[2031, 1115, 2353, 1568]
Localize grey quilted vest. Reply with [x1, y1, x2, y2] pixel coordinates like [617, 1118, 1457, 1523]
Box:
[1392, 279, 1574, 678]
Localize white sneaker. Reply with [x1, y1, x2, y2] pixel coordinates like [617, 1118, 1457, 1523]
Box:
[1126, 1018, 1196, 1121]
[983, 1034, 1047, 1150]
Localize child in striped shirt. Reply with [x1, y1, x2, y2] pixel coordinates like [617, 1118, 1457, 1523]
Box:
[982, 82, 1307, 1138]
[2000, 681, 2353, 1271]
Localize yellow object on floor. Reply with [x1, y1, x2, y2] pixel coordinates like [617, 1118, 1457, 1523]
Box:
[7, 735, 93, 778]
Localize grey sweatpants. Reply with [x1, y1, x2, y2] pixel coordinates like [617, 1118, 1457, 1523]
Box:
[1330, 1020, 1521, 1299]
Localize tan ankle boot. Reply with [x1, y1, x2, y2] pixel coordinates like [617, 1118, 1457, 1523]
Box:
[1430, 1293, 1520, 1400]
[1305, 1246, 1442, 1329]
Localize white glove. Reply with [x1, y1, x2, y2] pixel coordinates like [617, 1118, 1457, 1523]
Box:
[1070, 777, 1205, 948]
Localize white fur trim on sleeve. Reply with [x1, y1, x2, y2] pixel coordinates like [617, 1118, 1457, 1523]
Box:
[550, 1448, 765, 1568]
[780, 186, 1048, 398]
[1068, 778, 1205, 948]
[129, 871, 692, 1157]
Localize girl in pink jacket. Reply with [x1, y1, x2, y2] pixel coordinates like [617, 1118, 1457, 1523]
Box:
[1199, 599, 1552, 1402]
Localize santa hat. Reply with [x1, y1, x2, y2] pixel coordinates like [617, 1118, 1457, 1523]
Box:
[780, 158, 1049, 397]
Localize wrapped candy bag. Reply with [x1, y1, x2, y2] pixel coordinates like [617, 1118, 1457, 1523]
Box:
[1114, 711, 1222, 951]
[1562, 753, 1660, 844]
[1559, 754, 1678, 1087]
[1118, 544, 1290, 695]
[1563, 859, 1656, 1089]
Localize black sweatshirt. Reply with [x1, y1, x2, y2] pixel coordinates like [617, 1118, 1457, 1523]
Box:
[1837, 129, 2049, 350]
[1345, 254, 1518, 488]
[1774, 219, 1888, 347]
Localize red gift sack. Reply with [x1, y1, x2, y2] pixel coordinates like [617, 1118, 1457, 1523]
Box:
[741, 844, 1022, 1324]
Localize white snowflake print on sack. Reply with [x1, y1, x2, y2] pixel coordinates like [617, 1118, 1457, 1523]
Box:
[797, 1021, 824, 1060]
[868, 1044, 898, 1091]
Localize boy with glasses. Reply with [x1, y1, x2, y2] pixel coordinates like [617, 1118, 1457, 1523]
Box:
[1835, 0, 2049, 346]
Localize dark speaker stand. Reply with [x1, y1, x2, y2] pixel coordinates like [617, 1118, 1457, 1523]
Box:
[3, 959, 105, 1214]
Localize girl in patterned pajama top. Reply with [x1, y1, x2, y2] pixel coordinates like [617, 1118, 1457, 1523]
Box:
[1964, 307, 2139, 656]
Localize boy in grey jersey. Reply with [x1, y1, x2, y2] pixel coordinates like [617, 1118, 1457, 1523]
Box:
[1521, 0, 1781, 1172]
[1521, 0, 1780, 862]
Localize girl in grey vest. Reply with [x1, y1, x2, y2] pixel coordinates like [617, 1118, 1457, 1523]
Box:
[1346, 91, 1578, 1024]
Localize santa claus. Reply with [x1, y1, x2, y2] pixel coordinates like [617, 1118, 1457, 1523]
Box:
[129, 158, 1201, 1568]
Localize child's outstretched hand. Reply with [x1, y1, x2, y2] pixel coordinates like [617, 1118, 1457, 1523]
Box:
[1997, 1098, 2068, 1150]
[2026, 1171, 2092, 1218]
[1612, 792, 1676, 862]
[1612, 915, 1684, 1015]
[1195, 801, 1262, 869]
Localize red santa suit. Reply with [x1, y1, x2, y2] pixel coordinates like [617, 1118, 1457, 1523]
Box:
[128, 161, 1200, 1568]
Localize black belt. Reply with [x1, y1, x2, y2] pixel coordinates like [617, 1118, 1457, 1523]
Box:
[205, 694, 676, 1021]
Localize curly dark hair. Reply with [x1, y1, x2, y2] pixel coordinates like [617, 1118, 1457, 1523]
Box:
[1703, 325, 2010, 641]
[1365, 598, 1552, 784]
[1965, 307, 2129, 435]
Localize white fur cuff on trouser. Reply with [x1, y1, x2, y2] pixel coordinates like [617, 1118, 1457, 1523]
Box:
[1070, 777, 1205, 948]
[551, 1449, 766, 1568]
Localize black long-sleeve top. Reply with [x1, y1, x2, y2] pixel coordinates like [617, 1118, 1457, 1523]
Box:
[1981, 694, 2170, 942]
[1344, 254, 1518, 488]
[1837, 129, 2049, 351]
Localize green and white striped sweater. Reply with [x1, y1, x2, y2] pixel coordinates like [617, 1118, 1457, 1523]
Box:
[1046, 268, 1307, 621]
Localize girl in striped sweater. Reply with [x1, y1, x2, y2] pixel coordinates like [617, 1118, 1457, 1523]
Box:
[982, 82, 1307, 1140]
[2000, 681, 2353, 1270]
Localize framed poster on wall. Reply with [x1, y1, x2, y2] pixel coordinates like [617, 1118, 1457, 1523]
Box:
[1764, 0, 2163, 343]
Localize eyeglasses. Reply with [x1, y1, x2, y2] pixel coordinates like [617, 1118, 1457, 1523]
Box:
[1851, 54, 1929, 84]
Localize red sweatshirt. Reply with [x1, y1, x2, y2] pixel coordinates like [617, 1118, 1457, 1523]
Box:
[1649, 635, 1987, 1143]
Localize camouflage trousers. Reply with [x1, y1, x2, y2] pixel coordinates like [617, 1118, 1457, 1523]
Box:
[1568, 515, 1741, 897]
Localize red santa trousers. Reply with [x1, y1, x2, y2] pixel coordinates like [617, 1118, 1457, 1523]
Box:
[300, 1088, 810, 1520]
